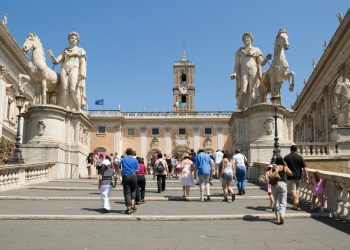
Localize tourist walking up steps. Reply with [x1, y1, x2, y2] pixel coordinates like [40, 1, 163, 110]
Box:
[265, 165, 275, 210]
[194, 149, 214, 202]
[135, 157, 147, 205]
[179, 154, 195, 201]
[98, 159, 115, 213]
[284, 145, 308, 210]
[153, 152, 168, 193]
[218, 151, 236, 203]
[232, 149, 249, 195]
[121, 148, 139, 214]
[269, 157, 293, 225]
[86, 153, 94, 179]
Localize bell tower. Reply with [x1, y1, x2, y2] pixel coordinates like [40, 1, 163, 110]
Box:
[173, 51, 195, 111]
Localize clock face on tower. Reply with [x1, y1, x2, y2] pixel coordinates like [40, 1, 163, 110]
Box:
[179, 85, 188, 94]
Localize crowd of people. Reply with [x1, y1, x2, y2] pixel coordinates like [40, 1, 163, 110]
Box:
[87, 145, 325, 225]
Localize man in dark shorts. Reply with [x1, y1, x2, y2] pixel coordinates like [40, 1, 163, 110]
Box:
[284, 145, 308, 210]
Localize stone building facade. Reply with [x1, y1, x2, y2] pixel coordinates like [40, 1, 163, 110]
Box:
[292, 9, 350, 170]
[89, 52, 233, 159]
[0, 21, 36, 141]
[88, 110, 233, 159]
[293, 9, 350, 148]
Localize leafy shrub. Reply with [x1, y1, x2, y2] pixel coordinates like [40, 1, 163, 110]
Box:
[0, 137, 15, 165]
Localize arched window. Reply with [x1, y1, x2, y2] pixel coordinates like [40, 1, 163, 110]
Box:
[181, 73, 187, 83]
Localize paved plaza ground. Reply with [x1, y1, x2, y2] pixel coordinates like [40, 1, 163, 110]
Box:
[0, 176, 349, 250]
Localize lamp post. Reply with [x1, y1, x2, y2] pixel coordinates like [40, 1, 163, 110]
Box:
[270, 104, 281, 164]
[7, 92, 26, 164]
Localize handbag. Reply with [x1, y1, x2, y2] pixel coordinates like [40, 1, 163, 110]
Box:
[268, 166, 281, 185]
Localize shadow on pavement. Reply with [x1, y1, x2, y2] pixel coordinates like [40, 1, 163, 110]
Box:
[313, 217, 350, 235]
[81, 207, 125, 214]
[246, 205, 273, 212]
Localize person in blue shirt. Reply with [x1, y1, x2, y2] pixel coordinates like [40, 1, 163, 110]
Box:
[194, 149, 214, 202]
[121, 148, 139, 214]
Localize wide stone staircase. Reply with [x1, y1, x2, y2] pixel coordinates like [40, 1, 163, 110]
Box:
[0, 175, 328, 220]
[1, 175, 350, 249]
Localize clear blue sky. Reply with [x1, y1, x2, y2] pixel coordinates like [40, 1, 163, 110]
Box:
[1, 1, 349, 111]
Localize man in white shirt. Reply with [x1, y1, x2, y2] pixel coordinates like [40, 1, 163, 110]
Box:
[232, 149, 249, 195]
[213, 150, 224, 178]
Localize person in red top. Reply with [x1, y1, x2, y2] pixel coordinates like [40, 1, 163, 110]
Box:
[135, 157, 147, 204]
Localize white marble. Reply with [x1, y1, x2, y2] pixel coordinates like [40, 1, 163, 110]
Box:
[21, 105, 93, 178]
[231, 32, 271, 110]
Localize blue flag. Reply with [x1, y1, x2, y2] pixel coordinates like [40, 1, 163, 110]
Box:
[95, 99, 104, 105]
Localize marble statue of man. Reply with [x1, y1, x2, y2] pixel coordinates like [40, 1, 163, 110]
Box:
[48, 32, 86, 110]
[230, 32, 271, 110]
[334, 76, 350, 125]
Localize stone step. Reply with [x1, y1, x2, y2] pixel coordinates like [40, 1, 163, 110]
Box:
[26, 186, 261, 191]
[0, 213, 329, 221]
[0, 195, 268, 201]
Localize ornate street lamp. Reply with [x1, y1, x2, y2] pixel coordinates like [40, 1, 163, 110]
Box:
[270, 104, 281, 164]
[7, 92, 26, 164]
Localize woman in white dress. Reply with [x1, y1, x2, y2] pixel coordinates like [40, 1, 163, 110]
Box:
[179, 155, 195, 201]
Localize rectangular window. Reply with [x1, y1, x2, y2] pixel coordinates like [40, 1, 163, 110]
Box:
[205, 128, 212, 135]
[128, 128, 135, 136]
[97, 126, 106, 134]
[7, 98, 12, 120]
[152, 128, 159, 135]
[179, 128, 186, 135]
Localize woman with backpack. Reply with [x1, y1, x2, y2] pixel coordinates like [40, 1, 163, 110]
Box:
[153, 152, 168, 193]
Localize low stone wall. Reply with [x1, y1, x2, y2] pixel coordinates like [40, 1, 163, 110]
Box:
[252, 162, 350, 222]
[0, 162, 55, 191]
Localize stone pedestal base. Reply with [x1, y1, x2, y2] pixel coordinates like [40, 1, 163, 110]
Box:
[229, 103, 295, 163]
[21, 105, 94, 179]
[330, 125, 350, 154]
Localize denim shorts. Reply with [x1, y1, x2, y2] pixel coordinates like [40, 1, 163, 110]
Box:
[221, 173, 233, 181]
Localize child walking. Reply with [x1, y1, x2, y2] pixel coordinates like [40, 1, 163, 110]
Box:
[265, 165, 275, 210]
[310, 171, 326, 212]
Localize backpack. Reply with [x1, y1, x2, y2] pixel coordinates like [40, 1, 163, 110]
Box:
[157, 160, 165, 173]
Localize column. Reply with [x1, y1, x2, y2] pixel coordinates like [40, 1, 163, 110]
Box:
[324, 87, 329, 142]
[140, 127, 147, 158]
[217, 127, 224, 150]
[115, 125, 122, 155]
[193, 127, 200, 150]
[0, 65, 9, 137]
[312, 102, 317, 141]
[164, 127, 171, 155]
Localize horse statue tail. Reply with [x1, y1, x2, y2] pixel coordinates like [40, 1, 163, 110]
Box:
[289, 71, 295, 92]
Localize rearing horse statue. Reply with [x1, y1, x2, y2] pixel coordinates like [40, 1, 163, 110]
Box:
[260, 29, 294, 104]
[22, 33, 60, 105]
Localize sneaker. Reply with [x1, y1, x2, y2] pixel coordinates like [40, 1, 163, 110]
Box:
[206, 195, 211, 201]
[242, 189, 246, 195]
[101, 208, 109, 213]
[131, 205, 137, 211]
[222, 197, 228, 202]
[125, 209, 131, 215]
[231, 194, 235, 202]
[279, 218, 284, 225]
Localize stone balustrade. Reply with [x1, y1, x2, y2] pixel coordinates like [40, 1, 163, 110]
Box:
[252, 162, 350, 222]
[0, 162, 55, 191]
[88, 110, 232, 118]
[296, 142, 338, 156]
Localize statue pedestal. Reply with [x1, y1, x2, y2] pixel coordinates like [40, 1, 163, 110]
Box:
[21, 105, 93, 179]
[229, 103, 295, 164]
[330, 125, 350, 154]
